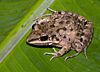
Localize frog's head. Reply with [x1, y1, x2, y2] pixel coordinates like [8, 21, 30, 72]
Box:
[26, 31, 59, 46]
[26, 24, 59, 46]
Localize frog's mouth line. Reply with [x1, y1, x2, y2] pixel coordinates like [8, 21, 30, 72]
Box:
[28, 40, 59, 45]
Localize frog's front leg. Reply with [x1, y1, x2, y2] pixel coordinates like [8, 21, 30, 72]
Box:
[44, 48, 59, 61]
[44, 46, 70, 61]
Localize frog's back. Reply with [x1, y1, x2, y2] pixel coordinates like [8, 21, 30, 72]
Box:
[27, 11, 93, 60]
[36, 11, 93, 49]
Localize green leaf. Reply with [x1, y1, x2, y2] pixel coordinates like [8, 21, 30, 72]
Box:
[0, 0, 54, 62]
[0, 0, 100, 72]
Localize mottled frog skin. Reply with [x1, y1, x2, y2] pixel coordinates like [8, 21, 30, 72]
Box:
[27, 10, 93, 61]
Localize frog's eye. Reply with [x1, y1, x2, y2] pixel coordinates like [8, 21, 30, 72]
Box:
[40, 35, 48, 41]
[32, 24, 36, 29]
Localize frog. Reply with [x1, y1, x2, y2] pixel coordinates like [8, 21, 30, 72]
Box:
[26, 8, 93, 61]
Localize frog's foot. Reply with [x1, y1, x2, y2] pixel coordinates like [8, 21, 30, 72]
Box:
[44, 48, 59, 61]
[64, 53, 79, 61]
[47, 8, 56, 13]
[84, 48, 88, 59]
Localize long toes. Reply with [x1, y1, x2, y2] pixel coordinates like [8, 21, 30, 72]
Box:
[64, 56, 70, 61]
[52, 48, 57, 52]
[44, 52, 58, 56]
[44, 52, 59, 61]
[44, 52, 55, 55]
[50, 56, 56, 61]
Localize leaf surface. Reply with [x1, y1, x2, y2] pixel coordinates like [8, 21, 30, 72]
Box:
[0, 0, 100, 72]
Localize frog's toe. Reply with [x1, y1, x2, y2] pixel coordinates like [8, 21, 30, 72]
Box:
[64, 53, 79, 61]
[44, 48, 59, 61]
[44, 48, 57, 55]
[44, 52, 58, 61]
[50, 56, 56, 61]
[44, 52, 56, 55]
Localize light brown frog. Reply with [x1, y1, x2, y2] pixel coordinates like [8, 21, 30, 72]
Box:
[26, 8, 93, 61]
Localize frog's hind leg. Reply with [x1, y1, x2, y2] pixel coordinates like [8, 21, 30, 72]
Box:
[47, 8, 56, 13]
[64, 52, 80, 61]
[35, 14, 52, 20]
[64, 46, 83, 61]
[64, 47, 88, 61]
[35, 8, 56, 21]
[83, 47, 88, 59]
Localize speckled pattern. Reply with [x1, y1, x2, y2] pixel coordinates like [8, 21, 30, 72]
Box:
[27, 11, 93, 60]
